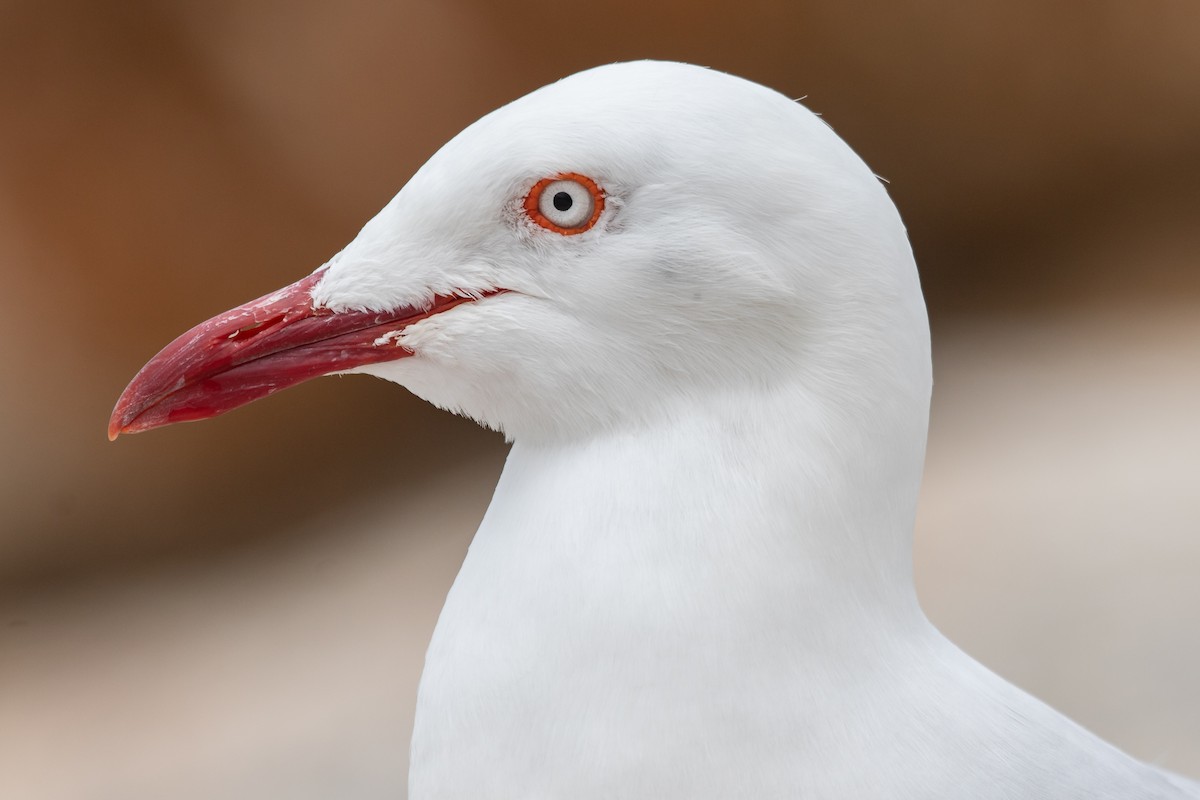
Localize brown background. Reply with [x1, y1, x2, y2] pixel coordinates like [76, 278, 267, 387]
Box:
[1, 2, 1198, 798]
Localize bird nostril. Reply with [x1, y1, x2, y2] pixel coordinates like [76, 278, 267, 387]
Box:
[226, 313, 286, 342]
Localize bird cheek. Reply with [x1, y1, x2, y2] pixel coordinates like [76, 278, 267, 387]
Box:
[393, 316, 456, 362]
[394, 303, 497, 369]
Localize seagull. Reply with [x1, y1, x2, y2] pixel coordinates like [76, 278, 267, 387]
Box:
[110, 61, 1197, 799]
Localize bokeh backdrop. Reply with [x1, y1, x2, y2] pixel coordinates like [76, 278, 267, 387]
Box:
[2, 2, 1198, 798]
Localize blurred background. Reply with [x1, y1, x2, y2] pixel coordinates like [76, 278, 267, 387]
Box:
[1, 1, 1198, 797]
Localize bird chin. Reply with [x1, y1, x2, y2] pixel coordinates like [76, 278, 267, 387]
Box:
[352, 356, 511, 436]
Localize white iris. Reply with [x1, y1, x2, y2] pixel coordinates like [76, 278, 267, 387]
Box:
[537, 179, 593, 228]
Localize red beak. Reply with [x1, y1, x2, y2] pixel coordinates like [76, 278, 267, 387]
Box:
[108, 269, 495, 440]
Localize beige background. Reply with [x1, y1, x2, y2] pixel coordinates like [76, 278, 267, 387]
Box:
[1, 2, 1197, 797]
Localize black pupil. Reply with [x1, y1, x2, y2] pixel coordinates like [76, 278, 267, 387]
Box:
[552, 191, 573, 212]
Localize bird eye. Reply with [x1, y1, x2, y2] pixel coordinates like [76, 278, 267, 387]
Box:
[523, 173, 605, 235]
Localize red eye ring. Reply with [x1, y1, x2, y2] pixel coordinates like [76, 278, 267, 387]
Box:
[523, 173, 605, 235]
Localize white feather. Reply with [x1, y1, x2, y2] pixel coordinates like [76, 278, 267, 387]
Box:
[309, 61, 1196, 798]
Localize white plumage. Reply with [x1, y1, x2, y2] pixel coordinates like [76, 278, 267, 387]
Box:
[114, 60, 1199, 798]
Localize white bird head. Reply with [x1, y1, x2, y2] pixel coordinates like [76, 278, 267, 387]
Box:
[110, 61, 929, 445]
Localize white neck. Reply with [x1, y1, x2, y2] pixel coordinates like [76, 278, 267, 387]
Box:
[407, 353, 1184, 799]
[409, 366, 944, 796]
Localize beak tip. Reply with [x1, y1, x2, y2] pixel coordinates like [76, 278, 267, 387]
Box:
[107, 411, 124, 441]
[107, 394, 135, 441]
